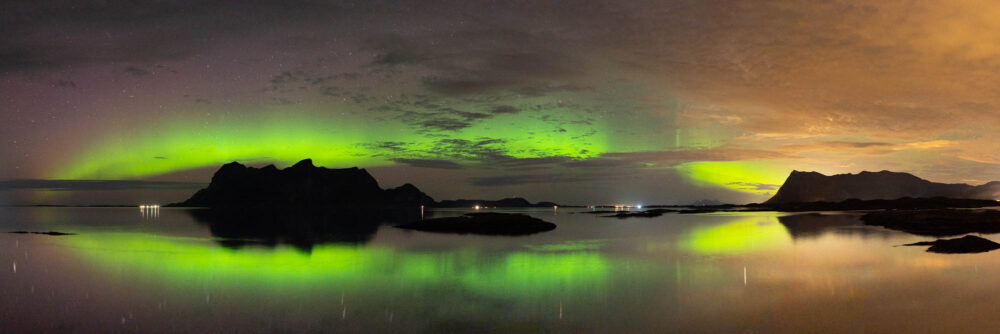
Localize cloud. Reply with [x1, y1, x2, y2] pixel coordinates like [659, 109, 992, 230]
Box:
[778, 140, 957, 156]
[726, 182, 780, 191]
[421, 77, 508, 96]
[449, 109, 492, 121]
[816, 141, 894, 149]
[392, 103, 505, 132]
[490, 105, 519, 114]
[429, 138, 508, 160]
[419, 118, 472, 131]
[391, 158, 464, 169]
[779, 141, 897, 155]
[0, 2, 372, 72]
[600, 148, 793, 163]
[11, 0, 1000, 201]
[363, 36, 430, 67]
[469, 174, 590, 187]
[371, 141, 408, 152]
[124, 66, 150, 77]
[515, 83, 590, 97]
[0, 50, 39, 72]
[0, 179, 206, 191]
[362, 29, 584, 97]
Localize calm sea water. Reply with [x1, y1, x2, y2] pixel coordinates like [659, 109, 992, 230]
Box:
[2, 206, 999, 333]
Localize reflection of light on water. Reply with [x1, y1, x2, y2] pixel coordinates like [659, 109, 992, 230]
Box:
[139, 204, 160, 218]
[63, 232, 620, 298]
[588, 204, 643, 211]
[678, 217, 792, 255]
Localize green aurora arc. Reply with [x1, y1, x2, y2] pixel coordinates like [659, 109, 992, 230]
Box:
[50, 107, 791, 196]
[52, 110, 609, 180]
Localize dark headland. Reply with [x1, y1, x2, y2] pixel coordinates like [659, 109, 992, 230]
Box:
[171, 159, 435, 210]
[719, 170, 999, 212]
[608, 171, 1000, 237]
[169, 159, 559, 210]
[759, 171, 1000, 238]
[766, 170, 1000, 204]
[168, 159, 558, 240]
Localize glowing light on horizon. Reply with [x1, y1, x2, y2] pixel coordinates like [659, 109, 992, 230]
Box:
[139, 204, 160, 218]
[676, 161, 789, 196]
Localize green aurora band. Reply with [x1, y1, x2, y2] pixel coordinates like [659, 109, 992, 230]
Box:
[675, 161, 790, 196]
[51, 108, 790, 195]
[53, 110, 610, 180]
[63, 232, 619, 298]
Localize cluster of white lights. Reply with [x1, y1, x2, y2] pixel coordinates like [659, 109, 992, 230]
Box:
[138, 205, 160, 209]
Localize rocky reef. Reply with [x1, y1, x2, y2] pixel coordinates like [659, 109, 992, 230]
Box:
[904, 235, 1000, 254]
[861, 209, 1000, 236]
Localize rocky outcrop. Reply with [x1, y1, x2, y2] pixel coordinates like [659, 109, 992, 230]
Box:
[760, 197, 999, 212]
[171, 159, 435, 210]
[766, 170, 1000, 204]
[602, 209, 676, 218]
[861, 209, 1000, 236]
[904, 235, 1000, 254]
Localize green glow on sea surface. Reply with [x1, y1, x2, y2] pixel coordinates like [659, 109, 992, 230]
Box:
[63, 232, 615, 297]
[675, 161, 789, 195]
[678, 216, 792, 254]
[53, 107, 613, 179]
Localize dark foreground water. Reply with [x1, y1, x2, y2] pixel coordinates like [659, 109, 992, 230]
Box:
[2, 207, 1000, 333]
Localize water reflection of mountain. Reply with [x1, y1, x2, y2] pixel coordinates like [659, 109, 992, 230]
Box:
[778, 213, 894, 240]
[185, 208, 418, 250]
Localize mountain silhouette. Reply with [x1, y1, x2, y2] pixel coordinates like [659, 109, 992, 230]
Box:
[172, 159, 435, 209]
[766, 170, 1000, 204]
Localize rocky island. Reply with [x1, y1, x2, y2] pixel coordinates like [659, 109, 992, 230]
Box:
[860, 209, 1000, 236]
[169, 159, 560, 244]
[904, 235, 1000, 254]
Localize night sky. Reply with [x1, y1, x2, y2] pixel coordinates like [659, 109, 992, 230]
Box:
[3, 1, 1000, 205]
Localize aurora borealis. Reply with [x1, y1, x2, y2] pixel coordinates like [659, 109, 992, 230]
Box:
[6, 1, 1000, 205]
